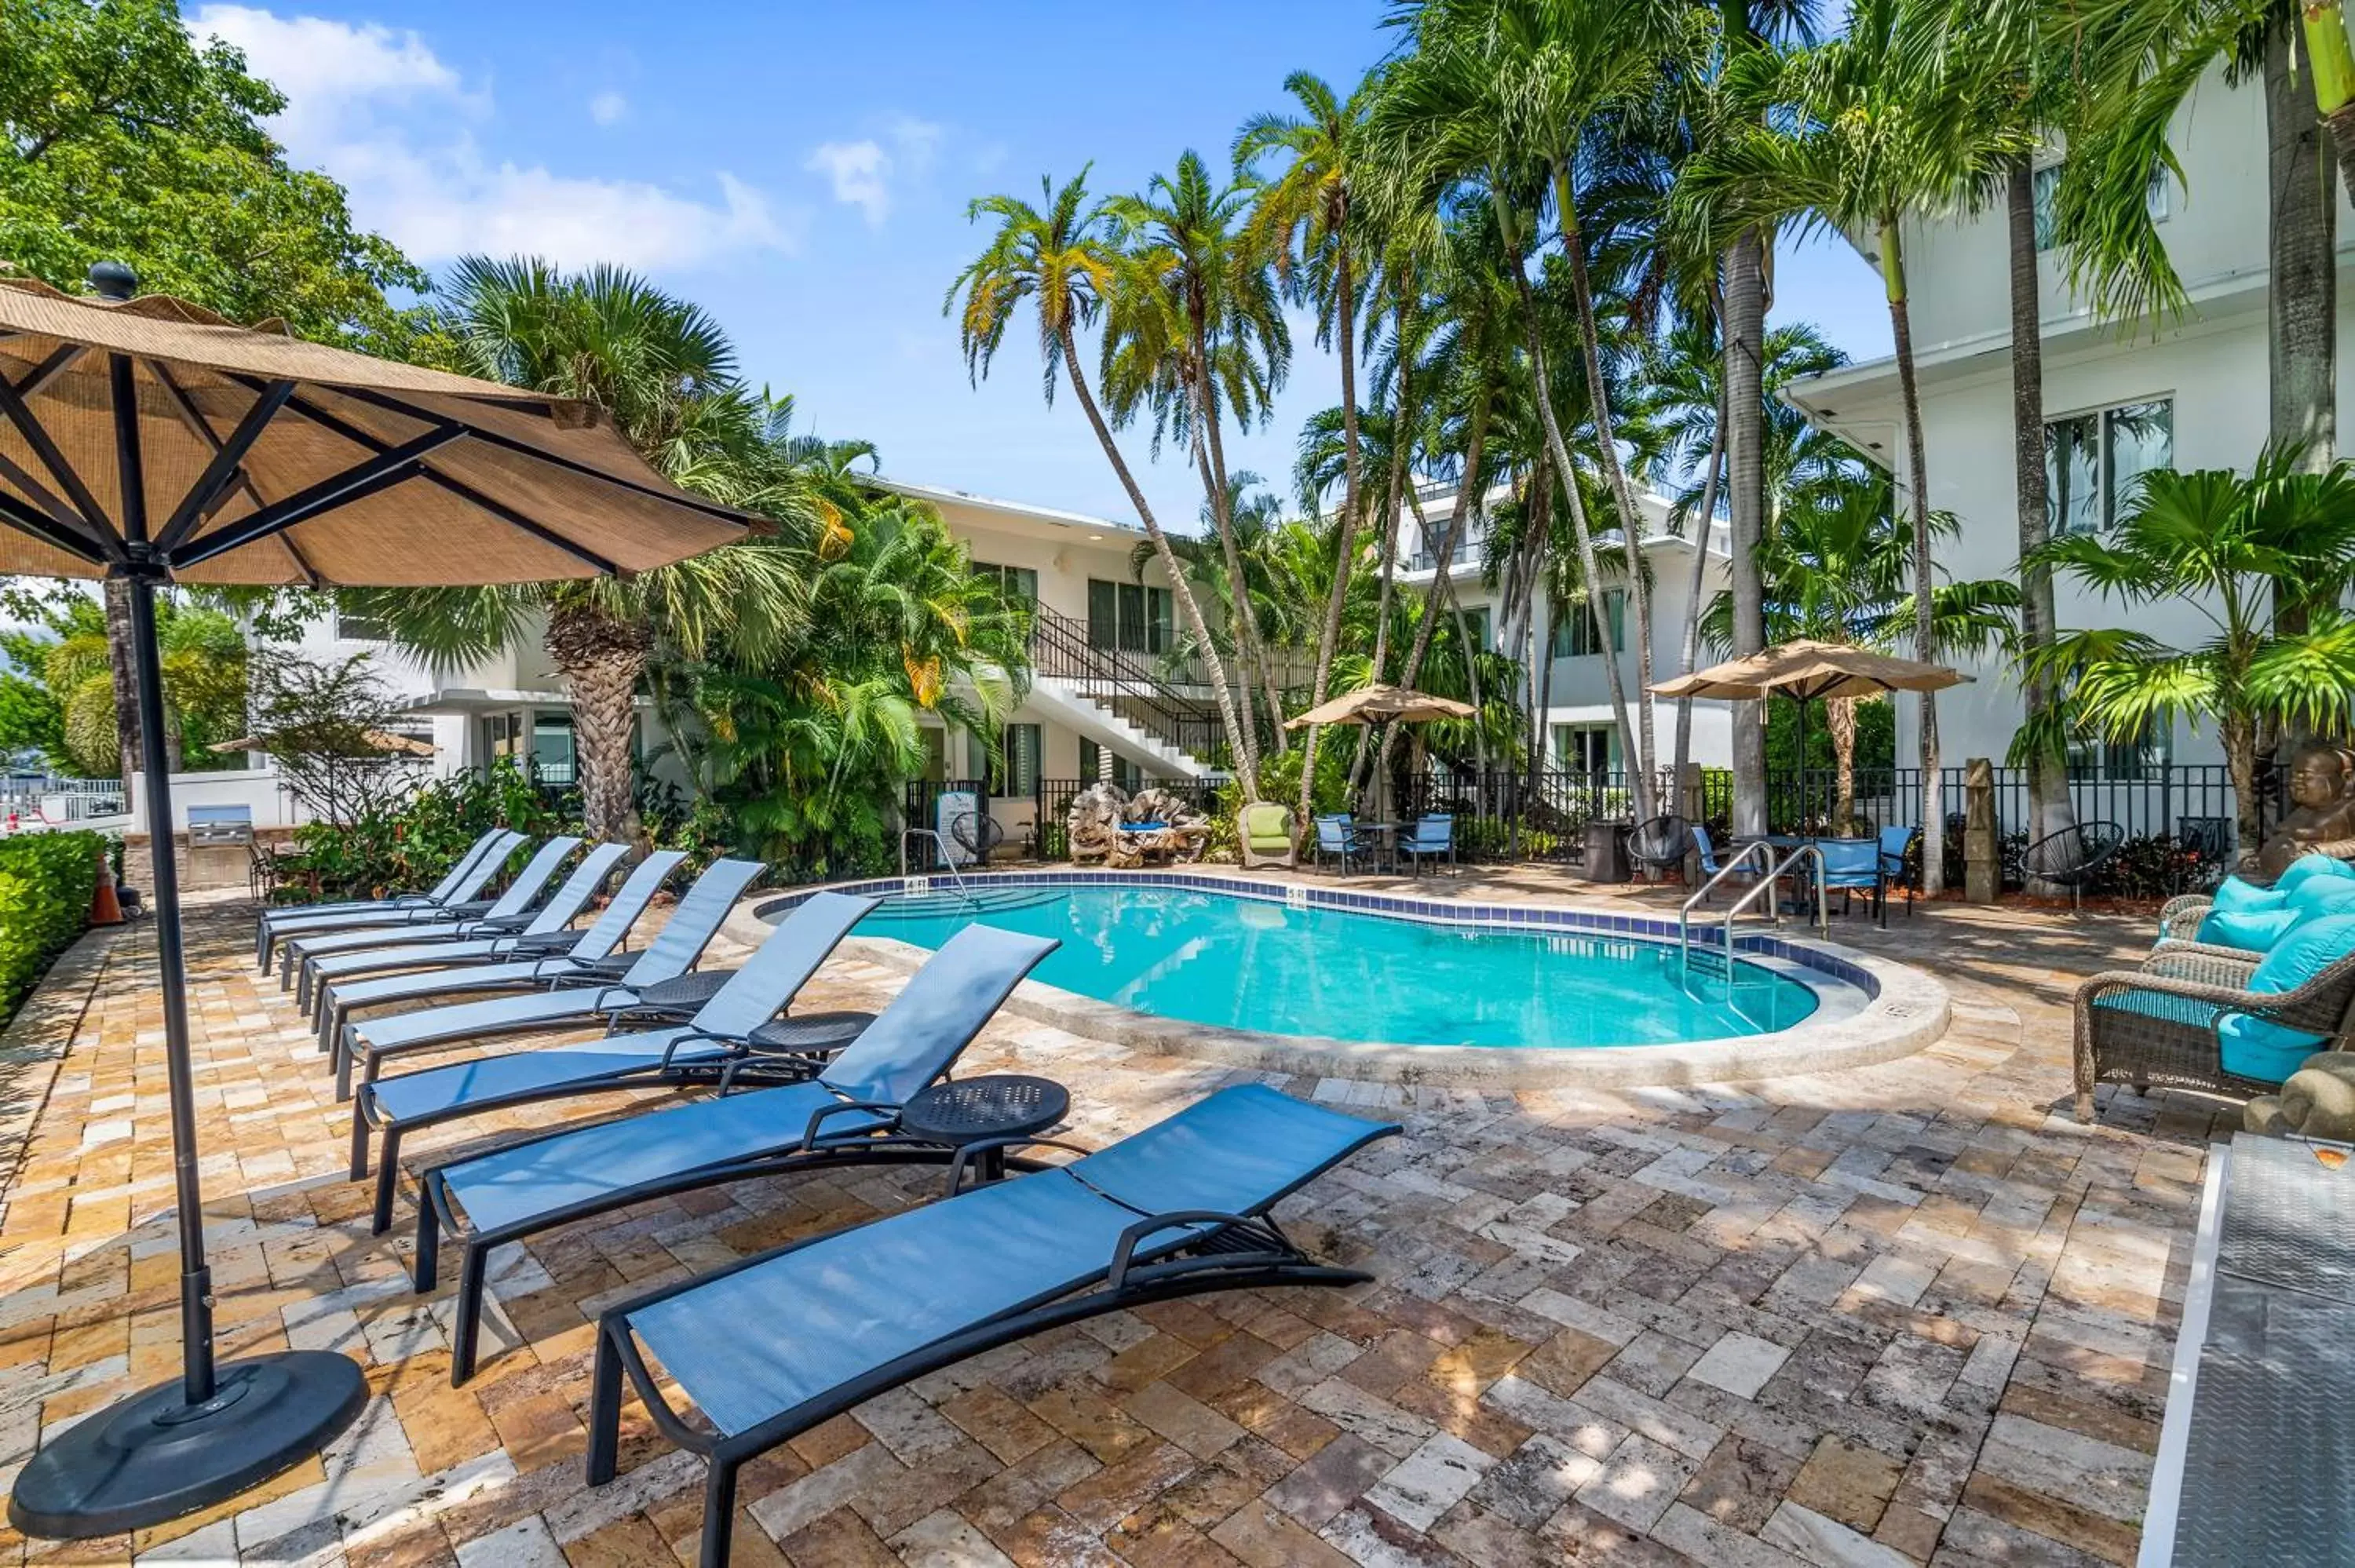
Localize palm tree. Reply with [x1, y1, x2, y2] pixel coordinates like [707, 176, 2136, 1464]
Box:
[1240, 68, 1377, 830]
[352, 258, 809, 847]
[945, 171, 1253, 783]
[1101, 153, 1294, 785]
[1373, 0, 1682, 822]
[1678, 0, 2032, 890]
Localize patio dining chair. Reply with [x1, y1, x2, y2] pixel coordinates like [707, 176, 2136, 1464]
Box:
[407, 924, 1059, 1385]
[1627, 815, 1692, 883]
[1813, 837, 1888, 928]
[1688, 826, 1762, 905]
[1398, 813, 1457, 876]
[1878, 824, 1919, 917]
[584, 1084, 1400, 1568]
[2074, 913, 2355, 1120]
[2022, 819, 2126, 913]
[1313, 814, 1375, 876]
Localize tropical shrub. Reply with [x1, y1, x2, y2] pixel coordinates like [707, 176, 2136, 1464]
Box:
[270, 760, 567, 903]
[0, 830, 103, 1023]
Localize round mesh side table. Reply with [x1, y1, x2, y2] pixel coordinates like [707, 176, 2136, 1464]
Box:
[608, 967, 736, 1023]
[898, 1074, 1070, 1183]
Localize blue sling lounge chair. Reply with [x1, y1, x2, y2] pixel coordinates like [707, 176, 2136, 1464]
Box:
[410, 924, 1060, 1384]
[294, 841, 627, 1013]
[332, 857, 768, 1106]
[273, 836, 582, 988]
[346, 886, 877, 1187]
[257, 830, 520, 968]
[310, 848, 681, 1054]
[585, 1084, 1400, 1568]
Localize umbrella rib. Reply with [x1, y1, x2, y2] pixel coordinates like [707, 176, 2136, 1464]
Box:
[9, 344, 85, 399]
[0, 448, 116, 557]
[0, 366, 113, 534]
[271, 388, 619, 576]
[173, 428, 465, 569]
[146, 360, 275, 512]
[0, 486, 108, 565]
[323, 383, 750, 527]
[155, 377, 296, 551]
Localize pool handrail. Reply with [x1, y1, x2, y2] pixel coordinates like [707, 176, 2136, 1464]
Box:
[1680, 841, 1825, 973]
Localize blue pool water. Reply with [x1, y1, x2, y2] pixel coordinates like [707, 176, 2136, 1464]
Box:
[853, 885, 1820, 1048]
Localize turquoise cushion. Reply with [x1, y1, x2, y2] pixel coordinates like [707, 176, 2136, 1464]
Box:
[2219, 1014, 2320, 1085]
[2197, 908, 2299, 951]
[2224, 913, 2355, 1070]
[2276, 855, 2355, 892]
[2295, 879, 2355, 916]
[2211, 877, 2285, 913]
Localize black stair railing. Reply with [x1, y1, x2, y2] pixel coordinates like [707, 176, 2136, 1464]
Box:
[1030, 607, 1225, 765]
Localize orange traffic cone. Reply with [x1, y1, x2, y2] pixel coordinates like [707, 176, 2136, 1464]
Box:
[89, 839, 123, 926]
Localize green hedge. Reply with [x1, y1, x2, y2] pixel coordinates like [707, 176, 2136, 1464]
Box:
[0, 831, 102, 1023]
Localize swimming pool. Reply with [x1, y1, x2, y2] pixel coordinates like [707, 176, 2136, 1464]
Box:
[847, 883, 1820, 1048]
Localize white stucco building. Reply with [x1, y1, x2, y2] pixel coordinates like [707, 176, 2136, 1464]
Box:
[1783, 60, 2350, 789]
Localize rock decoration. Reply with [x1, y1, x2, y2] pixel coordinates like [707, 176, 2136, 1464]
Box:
[1067, 781, 1211, 869]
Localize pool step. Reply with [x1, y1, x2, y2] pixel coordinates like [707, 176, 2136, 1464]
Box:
[864, 887, 1067, 921]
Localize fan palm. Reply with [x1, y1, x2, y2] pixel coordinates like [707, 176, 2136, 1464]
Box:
[1239, 68, 1378, 826]
[349, 257, 810, 847]
[2021, 454, 2355, 859]
[945, 170, 1252, 782]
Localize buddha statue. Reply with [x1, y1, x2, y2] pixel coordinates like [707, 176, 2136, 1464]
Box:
[2258, 744, 2355, 879]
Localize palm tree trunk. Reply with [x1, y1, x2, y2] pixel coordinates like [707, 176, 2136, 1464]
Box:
[1555, 177, 1657, 789]
[543, 600, 652, 848]
[1828, 695, 1857, 830]
[1498, 196, 1656, 824]
[1188, 312, 1287, 771]
[1724, 232, 1769, 838]
[1884, 220, 1943, 896]
[1350, 321, 1414, 800]
[1057, 328, 1252, 786]
[103, 577, 142, 785]
[2270, 18, 2339, 760]
[1672, 378, 1727, 785]
[1374, 390, 1490, 789]
[1190, 430, 1263, 786]
[1299, 243, 1361, 828]
[2009, 155, 2069, 894]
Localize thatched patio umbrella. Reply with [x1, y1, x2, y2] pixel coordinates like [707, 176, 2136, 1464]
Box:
[1282, 683, 1477, 730]
[1650, 640, 1967, 826]
[0, 264, 749, 1538]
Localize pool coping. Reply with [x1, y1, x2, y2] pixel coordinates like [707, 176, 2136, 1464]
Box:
[738, 868, 1952, 1090]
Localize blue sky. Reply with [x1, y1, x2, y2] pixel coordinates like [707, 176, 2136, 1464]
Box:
[192, 1, 1892, 534]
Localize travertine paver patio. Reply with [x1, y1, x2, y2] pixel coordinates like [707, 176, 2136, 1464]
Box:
[0, 876, 2230, 1566]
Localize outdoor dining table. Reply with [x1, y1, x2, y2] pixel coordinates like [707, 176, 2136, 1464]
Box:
[1355, 822, 1404, 875]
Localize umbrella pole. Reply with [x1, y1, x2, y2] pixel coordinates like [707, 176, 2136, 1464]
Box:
[9, 360, 364, 1543]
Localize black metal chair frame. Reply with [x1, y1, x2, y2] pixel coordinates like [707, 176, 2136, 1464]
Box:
[582, 1121, 1397, 1568]
[2023, 819, 2127, 912]
[1627, 815, 1693, 884]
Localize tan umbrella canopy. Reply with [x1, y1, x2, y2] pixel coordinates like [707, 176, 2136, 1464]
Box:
[0, 263, 751, 1543]
[1650, 639, 1968, 705]
[1285, 683, 1477, 729]
[210, 730, 436, 758]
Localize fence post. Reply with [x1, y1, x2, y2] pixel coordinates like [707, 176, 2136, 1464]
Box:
[1964, 757, 1998, 903]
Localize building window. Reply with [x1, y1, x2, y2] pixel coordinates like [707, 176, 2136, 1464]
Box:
[988, 723, 1041, 797]
[973, 561, 1038, 602]
[2046, 399, 2171, 534]
[2032, 159, 2167, 253]
[2068, 724, 2170, 782]
[334, 606, 390, 642]
[1551, 590, 1626, 657]
[1079, 738, 1142, 794]
[1462, 606, 1490, 652]
[1086, 578, 1172, 655]
[531, 713, 577, 786]
[1554, 723, 1618, 775]
[1409, 516, 1485, 572]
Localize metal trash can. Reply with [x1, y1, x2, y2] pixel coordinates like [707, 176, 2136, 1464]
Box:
[1584, 819, 1630, 884]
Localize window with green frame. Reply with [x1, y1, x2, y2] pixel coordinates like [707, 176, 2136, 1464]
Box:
[1079, 738, 1142, 794]
[1551, 590, 1625, 656]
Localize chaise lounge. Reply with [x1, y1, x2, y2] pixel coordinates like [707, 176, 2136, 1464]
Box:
[256, 828, 520, 968]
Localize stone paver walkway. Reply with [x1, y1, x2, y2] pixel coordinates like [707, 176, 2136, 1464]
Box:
[0, 878, 2229, 1566]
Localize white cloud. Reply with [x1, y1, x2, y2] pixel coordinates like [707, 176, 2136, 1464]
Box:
[804, 117, 947, 226]
[188, 6, 798, 272]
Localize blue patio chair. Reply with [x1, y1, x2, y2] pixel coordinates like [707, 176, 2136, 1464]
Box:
[309, 849, 683, 1055]
[274, 837, 584, 992]
[584, 1083, 1401, 1568]
[346, 884, 875, 1202]
[411, 924, 1061, 1384]
[1878, 825, 1919, 917]
[293, 841, 629, 1013]
[333, 856, 768, 1106]
[1313, 814, 1374, 876]
[1813, 836, 1887, 927]
[256, 830, 520, 969]
[1689, 826, 1761, 905]
[1398, 813, 1457, 876]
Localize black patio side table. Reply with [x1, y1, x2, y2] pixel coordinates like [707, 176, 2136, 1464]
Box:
[898, 1074, 1070, 1183]
[605, 967, 736, 1026]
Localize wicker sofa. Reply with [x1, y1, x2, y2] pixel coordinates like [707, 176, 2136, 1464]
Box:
[2074, 943, 2355, 1121]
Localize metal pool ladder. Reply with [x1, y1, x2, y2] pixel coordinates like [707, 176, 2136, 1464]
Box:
[897, 829, 981, 909]
[1679, 841, 1826, 975]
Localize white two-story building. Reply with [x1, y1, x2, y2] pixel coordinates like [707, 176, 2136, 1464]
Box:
[1784, 60, 2353, 798]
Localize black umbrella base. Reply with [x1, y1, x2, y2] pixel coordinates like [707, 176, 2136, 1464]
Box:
[8, 1352, 367, 1538]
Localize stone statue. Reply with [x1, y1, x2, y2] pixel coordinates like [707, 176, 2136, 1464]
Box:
[2258, 744, 2355, 880]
